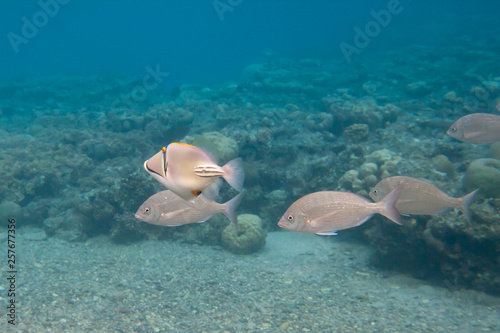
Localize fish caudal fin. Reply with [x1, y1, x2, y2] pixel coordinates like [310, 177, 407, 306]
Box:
[222, 158, 245, 192]
[223, 192, 244, 230]
[458, 189, 479, 223]
[378, 186, 402, 225]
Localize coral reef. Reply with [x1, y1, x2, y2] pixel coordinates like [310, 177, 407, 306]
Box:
[343, 123, 369, 142]
[489, 143, 500, 160]
[338, 162, 379, 196]
[432, 154, 456, 178]
[322, 94, 400, 131]
[338, 149, 401, 196]
[364, 197, 500, 295]
[0, 200, 22, 221]
[221, 214, 266, 254]
[464, 158, 500, 198]
[184, 131, 239, 163]
[1, 42, 500, 294]
[423, 199, 500, 294]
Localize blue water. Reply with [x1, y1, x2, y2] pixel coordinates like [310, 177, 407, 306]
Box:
[1, 1, 500, 331]
[2, 1, 499, 88]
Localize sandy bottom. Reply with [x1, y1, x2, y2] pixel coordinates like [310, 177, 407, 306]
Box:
[2, 229, 499, 332]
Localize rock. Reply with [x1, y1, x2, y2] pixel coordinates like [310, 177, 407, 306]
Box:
[489, 143, 500, 160]
[42, 216, 65, 235]
[23, 227, 47, 241]
[185, 132, 239, 163]
[339, 170, 360, 191]
[365, 149, 400, 180]
[365, 149, 398, 166]
[464, 158, 500, 198]
[339, 163, 379, 195]
[443, 91, 463, 103]
[406, 81, 431, 97]
[432, 155, 456, 178]
[359, 162, 378, 179]
[221, 214, 266, 254]
[322, 95, 396, 130]
[42, 211, 89, 242]
[0, 201, 22, 221]
[343, 123, 369, 142]
[305, 112, 333, 131]
[364, 175, 379, 188]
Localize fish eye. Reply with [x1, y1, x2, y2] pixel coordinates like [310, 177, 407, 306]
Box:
[450, 127, 457, 132]
[287, 214, 294, 221]
[372, 189, 378, 195]
[144, 207, 151, 214]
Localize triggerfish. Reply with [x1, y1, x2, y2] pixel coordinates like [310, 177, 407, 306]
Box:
[369, 176, 478, 222]
[135, 190, 243, 230]
[278, 187, 402, 235]
[144, 142, 245, 201]
[447, 113, 500, 144]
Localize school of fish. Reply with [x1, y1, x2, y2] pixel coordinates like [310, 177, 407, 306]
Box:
[136, 111, 498, 238]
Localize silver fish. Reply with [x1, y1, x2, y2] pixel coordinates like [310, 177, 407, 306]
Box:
[278, 187, 402, 235]
[369, 176, 478, 222]
[135, 190, 243, 230]
[447, 113, 500, 144]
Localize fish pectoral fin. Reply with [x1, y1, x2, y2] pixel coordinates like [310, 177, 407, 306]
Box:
[316, 231, 338, 236]
[309, 211, 341, 227]
[464, 131, 483, 139]
[193, 165, 224, 178]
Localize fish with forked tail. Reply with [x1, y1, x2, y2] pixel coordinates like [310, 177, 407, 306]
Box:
[135, 190, 243, 230]
[369, 176, 478, 222]
[278, 187, 402, 235]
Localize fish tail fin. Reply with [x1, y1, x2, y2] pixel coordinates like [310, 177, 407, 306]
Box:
[378, 185, 402, 225]
[223, 192, 244, 230]
[222, 158, 245, 192]
[458, 189, 479, 223]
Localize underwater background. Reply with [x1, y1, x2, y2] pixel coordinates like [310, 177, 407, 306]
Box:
[1, 0, 500, 332]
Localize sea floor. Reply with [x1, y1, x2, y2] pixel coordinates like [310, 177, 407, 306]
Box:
[2, 229, 499, 333]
